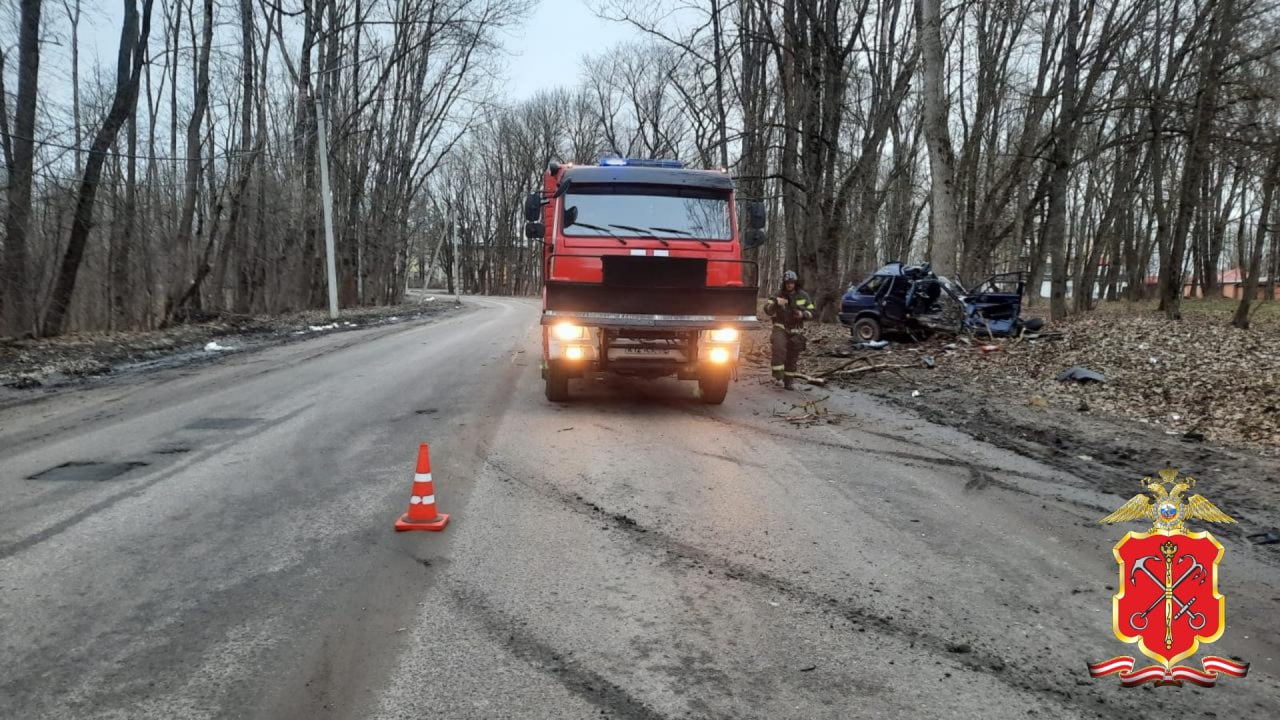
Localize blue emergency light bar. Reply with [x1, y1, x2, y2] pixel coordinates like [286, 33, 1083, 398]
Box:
[598, 156, 684, 169]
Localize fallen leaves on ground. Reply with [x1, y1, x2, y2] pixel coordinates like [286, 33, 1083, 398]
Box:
[745, 312, 1280, 451]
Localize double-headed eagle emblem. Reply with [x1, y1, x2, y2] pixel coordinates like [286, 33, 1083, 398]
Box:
[1089, 468, 1249, 687]
[1100, 467, 1234, 534]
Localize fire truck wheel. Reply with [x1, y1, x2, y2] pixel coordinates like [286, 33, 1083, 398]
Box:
[698, 367, 731, 404]
[545, 363, 570, 402]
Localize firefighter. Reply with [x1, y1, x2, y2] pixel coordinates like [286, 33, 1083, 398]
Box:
[764, 270, 815, 389]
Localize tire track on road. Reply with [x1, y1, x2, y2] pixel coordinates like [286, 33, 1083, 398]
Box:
[482, 457, 1149, 720]
[448, 585, 675, 720]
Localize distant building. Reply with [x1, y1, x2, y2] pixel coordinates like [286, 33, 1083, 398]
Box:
[1140, 269, 1278, 300]
[1205, 268, 1278, 300]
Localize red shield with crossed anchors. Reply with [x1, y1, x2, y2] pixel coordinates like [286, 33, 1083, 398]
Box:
[1113, 531, 1224, 667]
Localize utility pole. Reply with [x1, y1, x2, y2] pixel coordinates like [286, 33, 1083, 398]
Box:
[314, 92, 340, 320]
[453, 214, 462, 307]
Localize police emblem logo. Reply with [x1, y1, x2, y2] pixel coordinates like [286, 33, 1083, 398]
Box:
[1088, 468, 1250, 687]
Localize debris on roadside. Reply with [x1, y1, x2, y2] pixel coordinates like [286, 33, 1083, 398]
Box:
[816, 356, 914, 381]
[1028, 395, 1048, 408]
[744, 306, 1280, 450]
[204, 341, 232, 352]
[854, 340, 890, 350]
[979, 344, 1000, 353]
[774, 397, 843, 427]
[1056, 366, 1106, 384]
[792, 373, 828, 386]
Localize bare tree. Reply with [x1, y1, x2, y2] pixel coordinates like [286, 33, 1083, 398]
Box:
[42, 0, 157, 336]
[1233, 145, 1279, 328]
[2, 0, 43, 337]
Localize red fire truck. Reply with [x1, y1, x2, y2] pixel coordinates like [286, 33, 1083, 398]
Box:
[524, 157, 766, 404]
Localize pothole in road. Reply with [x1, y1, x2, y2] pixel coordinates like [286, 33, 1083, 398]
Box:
[27, 461, 149, 482]
[152, 446, 192, 455]
[415, 408, 439, 415]
[184, 417, 260, 430]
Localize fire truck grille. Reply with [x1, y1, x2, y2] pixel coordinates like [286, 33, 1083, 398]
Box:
[602, 256, 707, 289]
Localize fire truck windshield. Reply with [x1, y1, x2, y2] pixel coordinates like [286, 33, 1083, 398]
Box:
[562, 189, 732, 241]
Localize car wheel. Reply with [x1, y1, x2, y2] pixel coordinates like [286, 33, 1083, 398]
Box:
[545, 363, 570, 402]
[851, 317, 881, 342]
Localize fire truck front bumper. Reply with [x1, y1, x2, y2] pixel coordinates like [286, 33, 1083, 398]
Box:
[540, 310, 757, 330]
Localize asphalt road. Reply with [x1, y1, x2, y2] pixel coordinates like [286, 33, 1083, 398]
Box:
[2, 296, 1277, 720]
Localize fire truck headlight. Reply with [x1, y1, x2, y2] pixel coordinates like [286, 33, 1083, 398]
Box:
[554, 322, 586, 341]
[565, 346, 586, 361]
[709, 328, 738, 343]
[708, 347, 730, 364]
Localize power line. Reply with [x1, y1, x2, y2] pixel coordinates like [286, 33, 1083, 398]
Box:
[3, 116, 448, 164]
[1, 128, 321, 164]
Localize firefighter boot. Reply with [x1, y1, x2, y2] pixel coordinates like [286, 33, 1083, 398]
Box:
[783, 375, 794, 390]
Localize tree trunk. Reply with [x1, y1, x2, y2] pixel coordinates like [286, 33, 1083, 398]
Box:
[917, 0, 959, 278]
[1233, 151, 1279, 329]
[1043, 0, 1083, 321]
[113, 92, 138, 328]
[167, 0, 215, 321]
[2, 0, 43, 337]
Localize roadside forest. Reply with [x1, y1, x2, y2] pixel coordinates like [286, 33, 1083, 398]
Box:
[3, 0, 1280, 339]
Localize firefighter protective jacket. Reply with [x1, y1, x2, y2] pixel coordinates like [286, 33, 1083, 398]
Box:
[764, 288, 815, 332]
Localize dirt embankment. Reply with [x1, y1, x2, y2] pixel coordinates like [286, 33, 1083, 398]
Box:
[744, 307, 1280, 539]
[1, 297, 459, 391]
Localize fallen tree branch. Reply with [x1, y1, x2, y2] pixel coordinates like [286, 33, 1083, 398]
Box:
[773, 397, 838, 426]
[816, 355, 876, 377]
[795, 372, 827, 386]
[832, 362, 914, 376]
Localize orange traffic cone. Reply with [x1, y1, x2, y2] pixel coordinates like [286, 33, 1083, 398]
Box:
[394, 443, 450, 532]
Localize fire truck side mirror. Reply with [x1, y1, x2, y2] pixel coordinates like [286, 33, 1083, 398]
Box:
[746, 201, 767, 230]
[743, 229, 765, 250]
[524, 193, 543, 222]
[524, 221, 545, 240]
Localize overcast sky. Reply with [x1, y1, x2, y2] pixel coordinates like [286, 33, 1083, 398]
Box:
[504, 0, 637, 98]
[64, 0, 640, 103]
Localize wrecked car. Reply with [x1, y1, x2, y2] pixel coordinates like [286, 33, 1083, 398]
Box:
[837, 262, 1041, 341]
